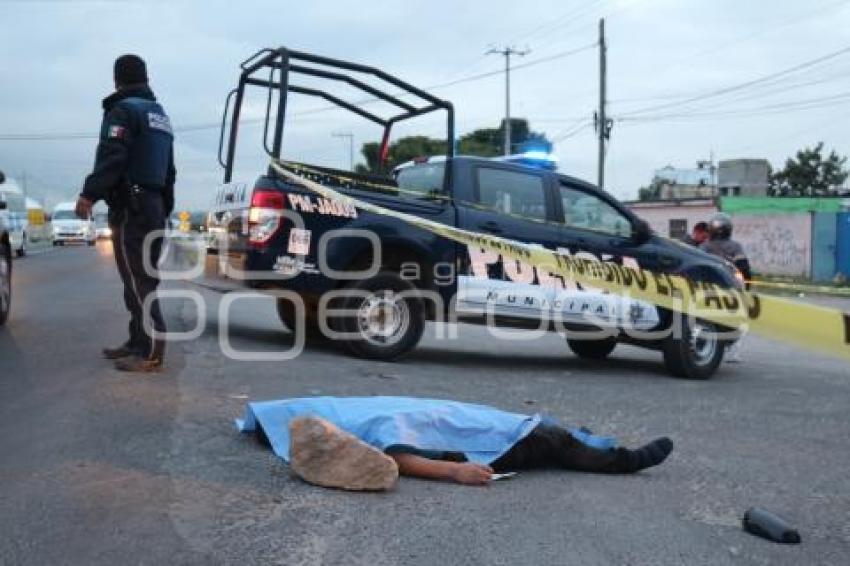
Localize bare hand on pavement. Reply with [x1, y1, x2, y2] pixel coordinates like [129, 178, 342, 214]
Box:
[452, 463, 494, 486]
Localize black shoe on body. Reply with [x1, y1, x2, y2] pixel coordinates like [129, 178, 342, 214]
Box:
[624, 437, 674, 473]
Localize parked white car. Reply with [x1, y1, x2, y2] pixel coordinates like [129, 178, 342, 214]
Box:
[52, 202, 96, 246]
[0, 180, 29, 257]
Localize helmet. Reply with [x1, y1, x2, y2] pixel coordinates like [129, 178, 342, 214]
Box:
[708, 212, 733, 240]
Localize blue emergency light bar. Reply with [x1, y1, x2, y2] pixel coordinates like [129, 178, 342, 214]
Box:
[495, 151, 559, 171]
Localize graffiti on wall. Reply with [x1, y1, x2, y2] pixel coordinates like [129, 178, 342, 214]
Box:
[733, 214, 811, 277]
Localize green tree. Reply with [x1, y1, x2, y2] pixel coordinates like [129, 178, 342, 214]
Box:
[357, 136, 447, 173]
[355, 119, 552, 173]
[457, 118, 551, 156]
[769, 142, 848, 196]
[637, 178, 663, 201]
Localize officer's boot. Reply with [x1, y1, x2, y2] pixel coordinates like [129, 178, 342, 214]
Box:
[114, 339, 165, 373]
[102, 341, 141, 360]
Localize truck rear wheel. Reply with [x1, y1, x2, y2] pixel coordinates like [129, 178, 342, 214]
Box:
[662, 316, 725, 379]
[339, 272, 425, 360]
[567, 336, 617, 359]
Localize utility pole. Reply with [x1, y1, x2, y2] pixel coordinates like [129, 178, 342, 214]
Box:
[595, 18, 612, 191]
[331, 132, 354, 171]
[487, 46, 529, 156]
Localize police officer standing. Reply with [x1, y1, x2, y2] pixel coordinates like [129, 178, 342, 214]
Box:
[700, 212, 751, 363]
[75, 54, 175, 373]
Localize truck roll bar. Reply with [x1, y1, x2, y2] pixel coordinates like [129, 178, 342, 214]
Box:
[220, 47, 455, 182]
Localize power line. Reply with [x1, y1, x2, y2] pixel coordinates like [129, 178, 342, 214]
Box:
[510, 0, 607, 47]
[612, 63, 850, 107]
[432, 1, 599, 89]
[610, 0, 849, 103]
[618, 43, 850, 118]
[0, 43, 596, 142]
[526, 0, 648, 57]
[618, 90, 850, 123]
[731, 106, 850, 156]
[425, 42, 595, 90]
[551, 119, 594, 142]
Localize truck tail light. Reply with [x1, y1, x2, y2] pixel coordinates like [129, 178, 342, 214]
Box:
[248, 188, 285, 246]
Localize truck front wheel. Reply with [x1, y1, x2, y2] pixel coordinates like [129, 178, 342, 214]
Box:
[339, 272, 425, 360]
[662, 316, 725, 379]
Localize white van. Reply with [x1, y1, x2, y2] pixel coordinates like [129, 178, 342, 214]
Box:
[0, 180, 29, 257]
[52, 201, 96, 246]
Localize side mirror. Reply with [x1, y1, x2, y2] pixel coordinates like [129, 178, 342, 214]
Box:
[632, 219, 651, 244]
[0, 199, 7, 211]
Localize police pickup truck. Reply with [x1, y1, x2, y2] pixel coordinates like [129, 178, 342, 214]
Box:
[205, 48, 741, 379]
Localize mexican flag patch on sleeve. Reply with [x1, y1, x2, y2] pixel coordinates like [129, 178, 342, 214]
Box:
[108, 125, 126, 139]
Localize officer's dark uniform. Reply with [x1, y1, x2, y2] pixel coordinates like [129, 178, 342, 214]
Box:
[81, 75, 175, 368]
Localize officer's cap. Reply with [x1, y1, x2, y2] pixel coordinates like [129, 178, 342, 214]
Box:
[114, 54, 148, 87]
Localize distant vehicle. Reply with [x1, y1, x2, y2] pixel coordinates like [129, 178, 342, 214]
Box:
[25, 197, 49, 245]
[0, 180, 29, 257]
[52, 202, 96, 246]
[0, 195, 11, 324]
[93, 211, 112, 239]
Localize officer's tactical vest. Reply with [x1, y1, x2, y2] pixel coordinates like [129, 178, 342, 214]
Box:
[115, 97, 174, 188]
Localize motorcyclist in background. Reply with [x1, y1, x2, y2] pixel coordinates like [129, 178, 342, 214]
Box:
[700, 212, 751, 363]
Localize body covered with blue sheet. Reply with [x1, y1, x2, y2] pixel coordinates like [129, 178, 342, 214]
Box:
[235, 396, 617, 465]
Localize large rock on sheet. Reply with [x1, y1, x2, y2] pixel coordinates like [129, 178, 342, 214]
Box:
[289, 416, 398, 491]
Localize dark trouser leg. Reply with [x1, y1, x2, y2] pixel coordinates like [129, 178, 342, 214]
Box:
[492, 424, 672, 474]
[493, 424, 624, 473]
[115, 196, 166, 360]
[111, 219, 144, 351]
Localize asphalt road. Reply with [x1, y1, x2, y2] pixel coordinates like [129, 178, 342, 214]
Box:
[1, 244, 849, 565]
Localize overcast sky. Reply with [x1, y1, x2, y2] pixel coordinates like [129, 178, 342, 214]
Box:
[2, 0, 850, 210]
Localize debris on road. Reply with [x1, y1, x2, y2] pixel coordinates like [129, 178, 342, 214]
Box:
[742, 507, 801, 544]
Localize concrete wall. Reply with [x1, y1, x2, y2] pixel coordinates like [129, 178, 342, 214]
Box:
[627, 201, 718, 238]
[732, 213, 812, 277]
[838, 213, 850, 278]
[718, 159, 770, 197]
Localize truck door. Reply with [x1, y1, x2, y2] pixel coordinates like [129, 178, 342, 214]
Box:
[554, 181, 661, 331]
[456, 164, 564, 322]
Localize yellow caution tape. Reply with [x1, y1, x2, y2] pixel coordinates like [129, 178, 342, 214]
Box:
[749, 279, 850, 297]
[270, 159, 850, 361]
[282, 160, 561, 227]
